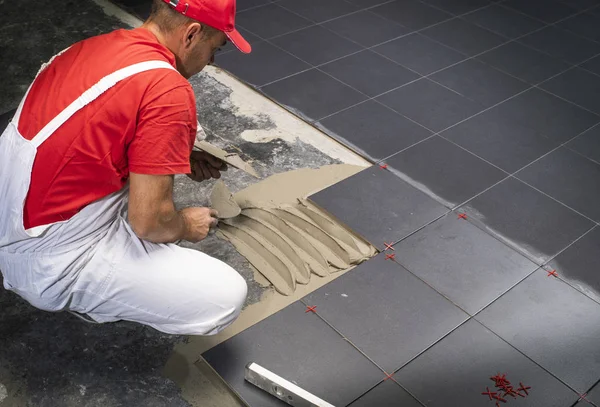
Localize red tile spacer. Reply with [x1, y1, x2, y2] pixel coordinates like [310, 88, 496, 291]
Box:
[492, 393, 507, 403]
[547, 269, 558, 278]
[385, 253, 396, 261]
[517, 382, 531, 396]
[481, 387, 497, 400]
[305, 305, 317, 314]
[383, 372, 394, 381]
[457, 213, 468, 220]
[384, 242, 395, 251]
[578, 393, 590, 403]
[379, 163, 388, 169]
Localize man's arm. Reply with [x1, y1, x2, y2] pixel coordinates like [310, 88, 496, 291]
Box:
[128, 172, 218, 243]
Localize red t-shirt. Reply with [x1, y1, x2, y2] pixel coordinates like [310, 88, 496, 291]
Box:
[18, 28, 197, 229]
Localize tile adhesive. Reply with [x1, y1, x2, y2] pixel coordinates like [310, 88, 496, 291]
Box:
[211, 164, 377, 295]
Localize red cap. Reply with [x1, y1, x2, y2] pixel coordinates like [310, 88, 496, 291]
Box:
[162, 0, 251, 53]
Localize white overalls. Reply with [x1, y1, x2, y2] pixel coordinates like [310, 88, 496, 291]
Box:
[0, 58, 247, 335]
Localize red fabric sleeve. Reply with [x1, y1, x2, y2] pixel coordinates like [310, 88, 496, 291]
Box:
[128, 80, 197, 175]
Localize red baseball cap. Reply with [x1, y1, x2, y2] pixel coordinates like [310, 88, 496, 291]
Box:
[162, 0, 251, 53]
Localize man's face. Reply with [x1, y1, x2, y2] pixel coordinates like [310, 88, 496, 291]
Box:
[179, 25, 227, 78]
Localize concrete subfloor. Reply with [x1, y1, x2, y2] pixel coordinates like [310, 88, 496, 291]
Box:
[0, 1, 368, 406]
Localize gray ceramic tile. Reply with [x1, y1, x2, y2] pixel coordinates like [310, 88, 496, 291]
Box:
[459, 177, 594, 264]
[477, 269, 600, 393]
[349, 380, 422, 407]
[541, 67, 600, 115]
[237, 0, 272, 12]
[376, 78, 484, 132]
[217, 27, 262, 55]
[261, 69, 367, 121]
[316, 100, 432, 161]
[519, 26, 600, 64]
[567, 124, 600, 163]
[309, 166, 448, 245]
[303, 254, 468, 372]
[582, 55, 600, 75]
[320, 50, 420, 97]
[559, 0, 600, 9]
[441, 107, 560, 172]
[430, 59, 529, 106]
[558, 12, 600, 42]
[386, 136, 506, 208]
[461, 4, 545, 39]
[373, 33, 467, 75]
[421, 18, 507, 56]
[516, 147, 600, 222]
[493, 88, 600, 143]
[548, 227, 600, 304]
[216, 41, 310, 87]
[202, 302, 383, 407]
[477, 41, 571, 85]
[396, 319, 579, 407]
[345, 0, 391, 7]
[270, 25, 363, 66]
[322, 11, 409, 48]
[275, 0, 360, 23]
[421, 0, 491, 15]
[396, 214, 538, 314]
[370, 0, 453, 30]
[236, 3, 313, 38]
[502, 0, 579, 22]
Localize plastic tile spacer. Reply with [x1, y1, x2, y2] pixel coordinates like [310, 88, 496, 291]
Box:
[379, 163, 388, 169]
[457, 213, 467, 220]
[517, 382, 531, 396]
[384, 242, 395, 251]
[385, 253, 396, 261]
[305, 305, 317, 314]
[481, 387, 497, 400]
[547, 269, 558, 278]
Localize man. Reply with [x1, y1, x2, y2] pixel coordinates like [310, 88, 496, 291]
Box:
[0, 0, 251, 335]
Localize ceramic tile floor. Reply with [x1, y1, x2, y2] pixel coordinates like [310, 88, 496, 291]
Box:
[196, 0, 600, 405]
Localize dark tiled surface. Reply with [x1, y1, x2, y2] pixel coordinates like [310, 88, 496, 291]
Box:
[237, 0, 273, 12]
[421, 18, 506, 56]
[541, 67, 600, 115]
[430, 59, 529, 106]
[582, 55, 600, 74]
[320, 50, 420, 97]
[567, 124, 600, 163]
[270, 25, 363, 66]
[216, 41, 309, 87]
[261, 69, 367, 121]
[492, 88, 600, 143]
[459, 177, 594, 264]
[322, 11, 410, 47]
[518, 26, 600, 64]
[558, 12, 600, 42]
[370, 0, 453, 30]
[385, 136, 506, 208]
[395, 214, 538, 314]
[548, 226, 600, 304]
[309, 166, 448, 246]
[582, 380, 600, 406]
[441, 107, 560, 172]
[516, 147, 600, 222]
[202, 302, 383, 407]
[348, 380, 422, 407]
[303, 254, 468, 372]
[396, 319, 579, 407]
[316, 100, 432, 161]
[236, 3, 312, 38]
[461, 4, 545, 38]
[376, 78, 484, 132]
[421, 0, 491, 15]
[476, 269, 600, 393]
[373, 33, 466, 75]
[502, 0, 579, 23]
[275, 0, 360, 23]
[477, 41, 571, 85]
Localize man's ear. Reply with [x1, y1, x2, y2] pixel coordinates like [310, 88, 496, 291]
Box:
[183, 22, 202, 49]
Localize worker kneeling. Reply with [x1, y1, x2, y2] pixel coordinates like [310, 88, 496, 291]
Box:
[0, 0, 252, 335]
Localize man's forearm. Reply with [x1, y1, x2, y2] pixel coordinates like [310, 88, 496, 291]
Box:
[131, 208, 189, 243]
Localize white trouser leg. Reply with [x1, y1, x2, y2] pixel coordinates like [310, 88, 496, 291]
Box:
[68, 218, 248, 335]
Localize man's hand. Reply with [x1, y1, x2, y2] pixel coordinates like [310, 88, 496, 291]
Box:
[180, 207, 219, 242]
[188, 151, 227, 182]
